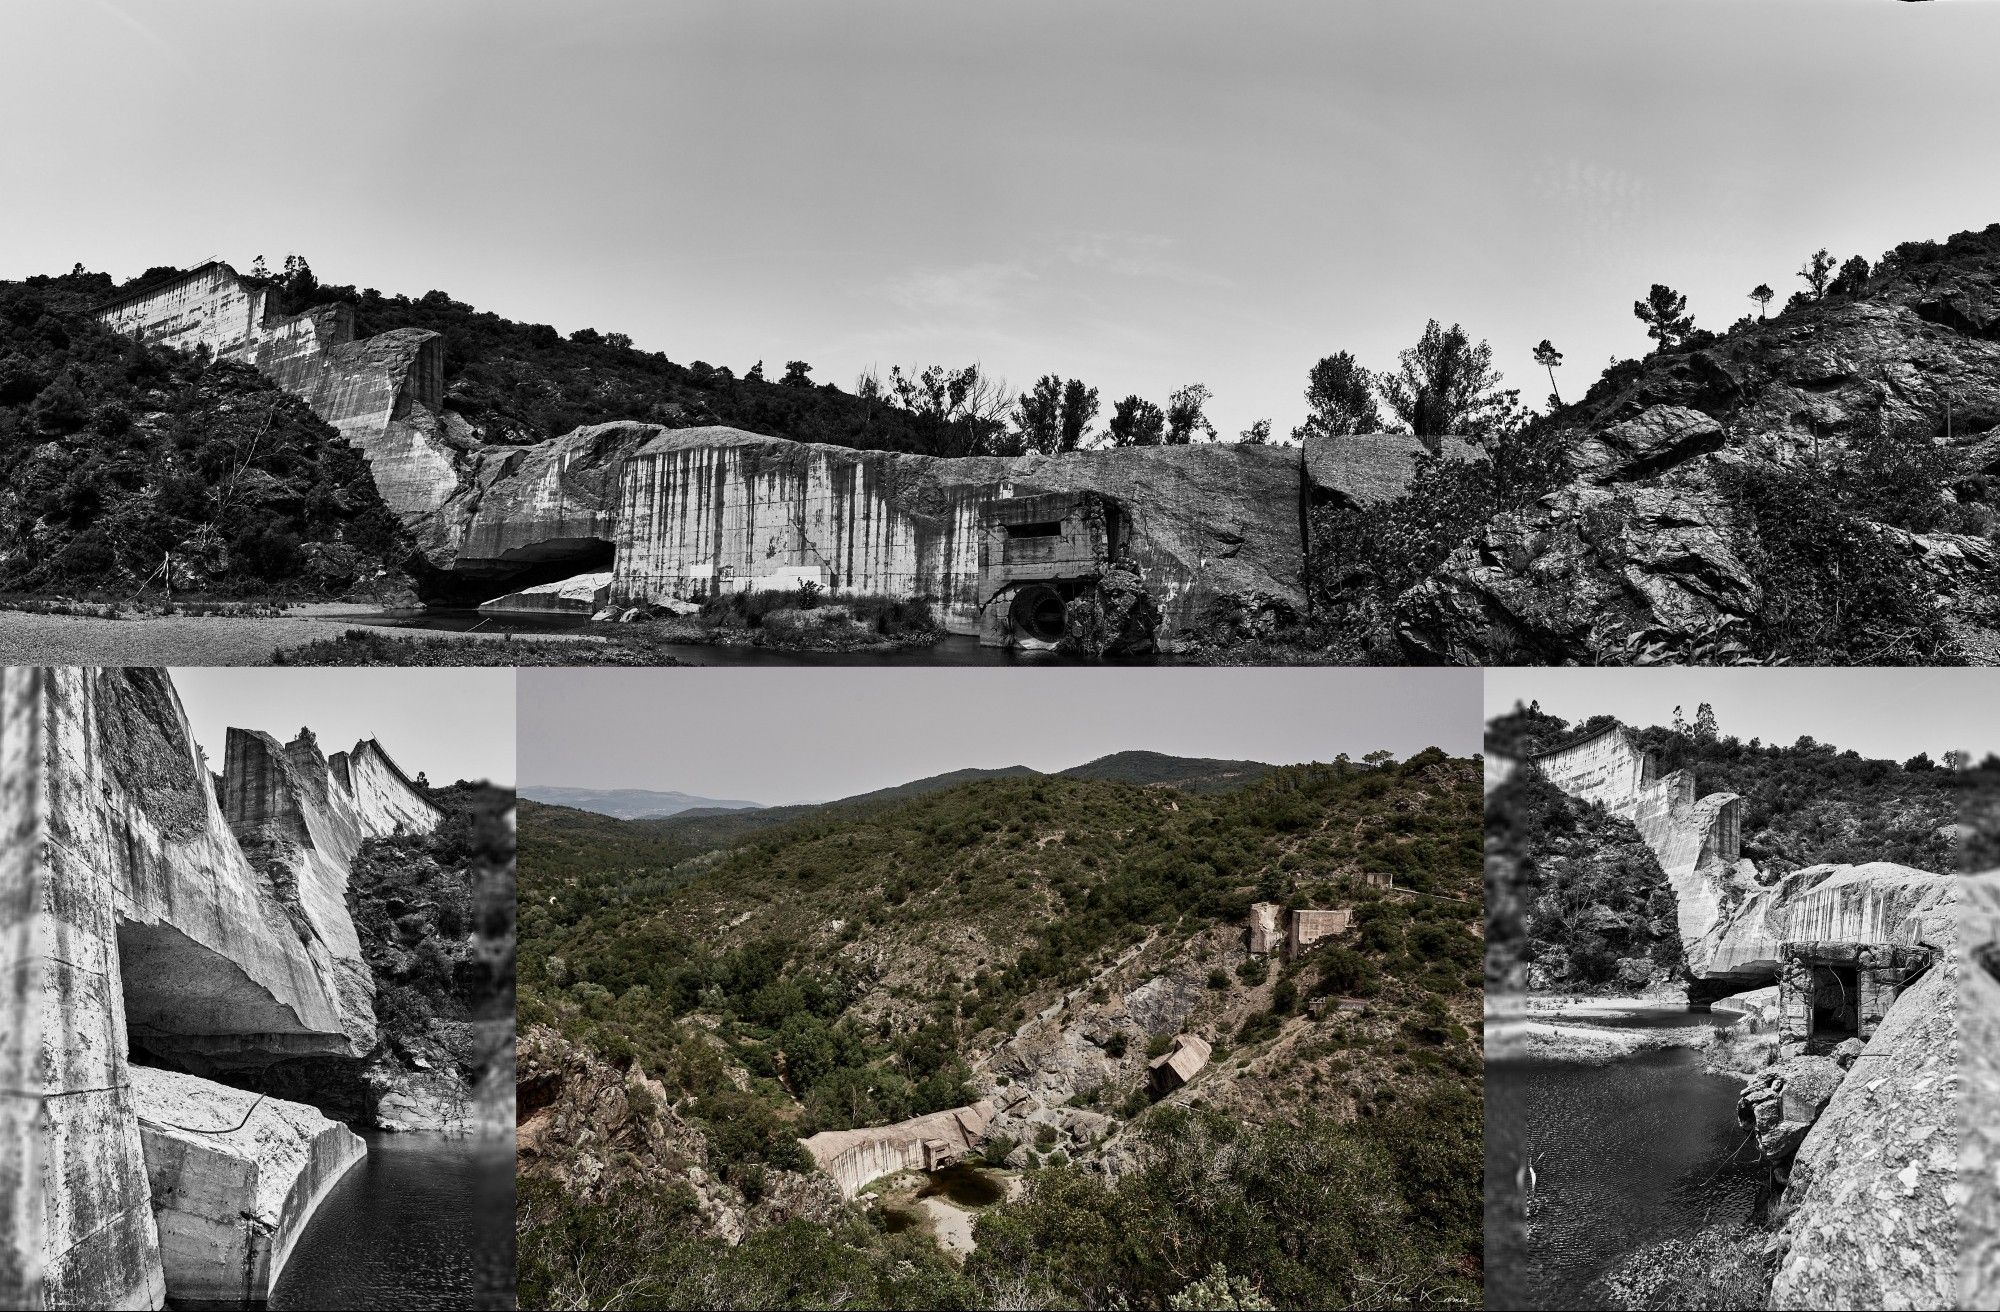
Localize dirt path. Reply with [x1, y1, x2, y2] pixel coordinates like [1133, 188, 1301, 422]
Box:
[0, 608, 606, 665]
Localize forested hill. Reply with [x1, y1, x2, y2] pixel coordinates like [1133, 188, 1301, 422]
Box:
[0, 269, 412, 597]
[517, 751, 1484, 1310]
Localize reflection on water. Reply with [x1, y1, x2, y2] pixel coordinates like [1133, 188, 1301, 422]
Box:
[269, 1130, 514, 1311]
[1486, 1012, 1763, 1310]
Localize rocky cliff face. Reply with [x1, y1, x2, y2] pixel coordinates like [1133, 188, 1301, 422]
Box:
[1401, 228, 2000, 663]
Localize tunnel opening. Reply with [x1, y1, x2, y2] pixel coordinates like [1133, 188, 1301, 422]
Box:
[1008, 583, 1070, 644]
[1808, 963, 1859, 1044]
[409, 537, 616, 607]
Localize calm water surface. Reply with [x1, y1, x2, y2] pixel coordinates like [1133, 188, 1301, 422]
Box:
[270, 1130, 513, 1311]
[1486, 1009, 1763, 1310]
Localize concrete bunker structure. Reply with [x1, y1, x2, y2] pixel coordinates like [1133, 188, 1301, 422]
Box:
[1248, 903, 1352, 959]
[800, 1100, 997, 1200]
[1, 668, 441, 1309]
[1777, 941, 1933, 1057]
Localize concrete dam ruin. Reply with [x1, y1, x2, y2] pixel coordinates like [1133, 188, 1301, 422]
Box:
[0, 668, 441, 1309]
[95, 262, 1455, 649]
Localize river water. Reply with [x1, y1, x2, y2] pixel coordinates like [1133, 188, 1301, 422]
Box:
[269, 1130, 514, 1310]
[1485, 1009, 1764, 1310]
[347, 609, 1115, 665]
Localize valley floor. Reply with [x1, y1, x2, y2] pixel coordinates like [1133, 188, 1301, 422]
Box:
[0, 603, 611, 663]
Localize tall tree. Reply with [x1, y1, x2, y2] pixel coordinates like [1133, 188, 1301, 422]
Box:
[1058, 378, 1099, 452]
[1107, 395, 1166, 447]
[1829, 254, 1871, 297]
[1238, 418, 1272, 445]
[1291, 351, 1382, 443]
[1012, 374, 1065, 454]
[1532, 340, 1564, 408]
[887, 363, 1012, 455]
[1376, 321, 1514, 444]
[1798, 248, 1836, 299]
[1750, 283, 1775, 319]
[1633, 284, 1694, 350]
[1164, 383, 1215, 445]
[781, 360, 814, 388]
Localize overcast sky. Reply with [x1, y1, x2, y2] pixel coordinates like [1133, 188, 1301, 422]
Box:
[173, 668, 516, 786]
[4, 1, 1992, 443]
[1487, 668, 2000, 763]
[518, 668, 1479, 803]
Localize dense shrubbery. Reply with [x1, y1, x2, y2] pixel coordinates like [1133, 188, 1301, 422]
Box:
[294, 281, 957, 453]
[1714, 425, 1979, 665]
[0, 269, 412, 596]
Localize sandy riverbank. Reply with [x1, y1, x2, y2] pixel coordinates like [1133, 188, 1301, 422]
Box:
[0, 604, 609, 665]
[1488, 992, 1733, 1064]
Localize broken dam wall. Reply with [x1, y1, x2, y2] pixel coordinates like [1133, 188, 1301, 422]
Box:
[1530, 725, 1744, 978]
[445, 423, 1310, 644]
[95, 263, 461, 532]
[0, 668, 440, 1309]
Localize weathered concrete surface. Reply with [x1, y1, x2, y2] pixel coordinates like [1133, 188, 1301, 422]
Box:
[1147, 1033, 1212, 1095]
[477, 571, 613, 616]
[428, 424, 1312, 644]
[1765, 917, 1957, 1310]
[96, 263, 460, 530]
[1530, 725, 1747, 979]
[1301, 431, 1479, 510]
[1288, 909, 1351, 956]
[5, 669, 437, 1309]
[1247, 903, 1283, 955]
[1963, 870, 2000, 1310]
[131, 1066, 363, 1304]
[801, 1101, 997, 1200]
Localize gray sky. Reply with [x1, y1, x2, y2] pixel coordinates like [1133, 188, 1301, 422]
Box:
[518, 668, 1480, 804]
[5, 1, 1992, 443]
[1487, 668, 2000, 762]
[173, 668, 516, 786]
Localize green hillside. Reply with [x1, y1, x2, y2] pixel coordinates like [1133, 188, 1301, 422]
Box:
[517, 753, 1483, 1310]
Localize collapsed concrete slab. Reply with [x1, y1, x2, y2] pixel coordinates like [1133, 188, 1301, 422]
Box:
[477, 571, 614, 616]
[1, 669, 440, 1309]
[1147, 1033, 1212, 1097]
[800, 1101, 997, 1200]
[131, 1066, 364, 1304]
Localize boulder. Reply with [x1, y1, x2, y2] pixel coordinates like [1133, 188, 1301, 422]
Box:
[1765, 898, 1959, 1310]
[1061, 564, 1160, 658]
[1396, 477, 1760, 665]
[1570, 405, 1726, 483]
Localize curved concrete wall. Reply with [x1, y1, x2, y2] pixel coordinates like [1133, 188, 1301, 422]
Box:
[6, 670, 437, 1309]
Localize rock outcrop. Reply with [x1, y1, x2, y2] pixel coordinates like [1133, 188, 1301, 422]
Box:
[1398, 229, 2000, 663]
[2, 668, 442, 1309]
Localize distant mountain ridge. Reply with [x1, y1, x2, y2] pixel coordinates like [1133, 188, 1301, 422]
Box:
[517, 786, 764, 819]
[531, 751, 1280, 822]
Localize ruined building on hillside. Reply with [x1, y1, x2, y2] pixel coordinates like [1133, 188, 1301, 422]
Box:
[1248, 902, 1352, 958]
[96, 262, 1467, 650]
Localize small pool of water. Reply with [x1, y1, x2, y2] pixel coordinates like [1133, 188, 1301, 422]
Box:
[918, 1162, 1008, 1208]
[268, 1130, 514, 1310]
[1486, 1017, 1764, 1309]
